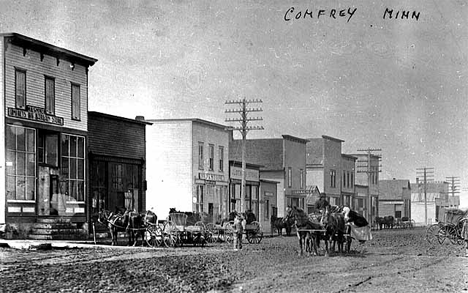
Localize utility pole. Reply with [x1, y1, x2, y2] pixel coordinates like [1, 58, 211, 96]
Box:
[445, 176, 460, 199]
[225, 98, 263, 213]
[416, 167, 434, 225]
[356, 148, 382, 226]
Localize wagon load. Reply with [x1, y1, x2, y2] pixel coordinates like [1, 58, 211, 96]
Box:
[425, 208, 468, 245]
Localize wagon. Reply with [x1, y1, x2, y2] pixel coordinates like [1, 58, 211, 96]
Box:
[425, 208, 468, 245]
[162, 212, 207, 247]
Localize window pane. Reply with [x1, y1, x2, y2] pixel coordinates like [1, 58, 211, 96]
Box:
[16, 177, 25, 200]
[72, 84, 81, 120]
[6, 150, 16, 175]
[17, 129, 25, 151]
[46, 135, 58, 166]
[45, 77, 55, 114]
[78, 137, 84, 158]
[61, 157, 69, 178]
[70, 136, 77, 157]
[6, 126, 16, 150]
[70, 158, 76, 179]
[26, 177, 35, 200]
[26, 129, 35, 152]
[17, 153, 25, 175]
[16, 70, 26, 108]
[61, 135, 69, 156]
[77, 159, 84, 179]
[6, 176, 16, 200]
[77, 181, 84, 201]
[27, 154, 35, 176]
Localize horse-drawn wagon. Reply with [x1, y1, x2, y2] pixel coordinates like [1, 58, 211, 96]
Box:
[425, 208, 468, 245]
[162, 212, 207, 247]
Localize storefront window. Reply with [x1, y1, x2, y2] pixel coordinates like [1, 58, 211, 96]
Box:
[6, 125, 36, 201]
[61, 134, 85, 201]
[38, 130, 58, 166]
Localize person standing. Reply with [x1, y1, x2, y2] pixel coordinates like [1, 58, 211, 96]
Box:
[461, 217, 468, 257]
[233, 212, 246, 250]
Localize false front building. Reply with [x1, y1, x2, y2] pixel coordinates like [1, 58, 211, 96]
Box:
[0, 33, 96, 237]
[145, 118, 230, 222]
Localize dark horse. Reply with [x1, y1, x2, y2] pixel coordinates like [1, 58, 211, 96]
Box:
[375, 216, 395, 230]
[284, 207, 323, 256]
[271, 215, 293, 236]
[98, 209, 131, 246]
[322, 206, 347, 256]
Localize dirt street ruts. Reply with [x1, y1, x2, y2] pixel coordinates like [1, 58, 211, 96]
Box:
[0, 227, 467, 292]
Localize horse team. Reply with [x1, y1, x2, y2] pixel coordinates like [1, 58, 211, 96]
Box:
[283, 206, 355, 256]
[97, 209, 158, 246]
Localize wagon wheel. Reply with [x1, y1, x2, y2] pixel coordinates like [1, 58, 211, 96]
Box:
[437, 224, 452, 244]
[223, 222, 235, 243]
[246, 221, 262, 244]
[204, 223, 216, 243]
[193, 221, 207, 246]
[425, 224, 440, 244]
[443, 224, 458, 245]
[163, 221, 181, 247]
[145, 225, 163, 248]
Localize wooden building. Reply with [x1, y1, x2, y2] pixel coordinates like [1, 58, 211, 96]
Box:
[0, 33, 97, 238]
[88, 112, 150, 216]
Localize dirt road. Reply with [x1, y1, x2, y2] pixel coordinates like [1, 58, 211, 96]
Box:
[0, 227, 467, 292]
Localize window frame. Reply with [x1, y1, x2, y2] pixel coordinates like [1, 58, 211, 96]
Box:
[208, 144, 214, 171]
[45, 75, 55, 115]
[6, 125, 36, 202]
[288, 167, 292, 188]
[218, 146, 224, 172]
[198, 142, 204, 170]
[15, 68, 26, 109]
[71, 83, 81, 121]
[61, 134, 86, 202]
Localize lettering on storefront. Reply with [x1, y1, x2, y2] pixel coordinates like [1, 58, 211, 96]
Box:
[198, 172, 225, 182]
[230, 166, 259, 181]
[381, 201, 403, 205]
[291, 189, 309, 195]
[8, 106, 64, 126]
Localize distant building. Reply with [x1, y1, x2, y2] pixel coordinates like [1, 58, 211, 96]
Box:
[230, 135, 308, 217]
[341, 154, 357, 209]
[145, 118, 230, 221]
[410, 180, 452, 225]
[350, 153, 380, 223]
[0, 33, 96, 238]
[378, 179, 411, 219]
[306, 136, 344, 206]
[228, 160, 261, 215]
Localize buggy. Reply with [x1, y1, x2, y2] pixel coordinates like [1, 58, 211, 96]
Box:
[425, 208, 468, 245]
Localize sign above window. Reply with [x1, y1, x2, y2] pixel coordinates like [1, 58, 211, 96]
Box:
[8, 105, 64, 126]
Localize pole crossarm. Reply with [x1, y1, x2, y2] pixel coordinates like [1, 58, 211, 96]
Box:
[225, 97, 264, 213]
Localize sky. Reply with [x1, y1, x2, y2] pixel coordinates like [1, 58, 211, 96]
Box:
[1, 0, 467, 207]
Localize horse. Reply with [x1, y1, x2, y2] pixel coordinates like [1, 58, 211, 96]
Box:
[98, 209, 130, 246]
[284, 207, 323, 256]
[271, 215, 293, 236]
[322, 206, 347, 256]
[124, 210, 148, 246]
[375, 216, 395, 230]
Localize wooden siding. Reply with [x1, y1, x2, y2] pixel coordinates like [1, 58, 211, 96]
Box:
[88, 114, 146, 160]
[4, 43, 88, 131]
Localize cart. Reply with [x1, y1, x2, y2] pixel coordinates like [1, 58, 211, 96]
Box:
[162, 212, 207, 247]
[425, 208, 468, 245]
[244, 221, 263, 244]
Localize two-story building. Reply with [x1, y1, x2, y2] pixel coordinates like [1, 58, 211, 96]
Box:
[144, 118, 230, 222]
[341, 154, 357, 208]
[306, 136, 344, 207]
[0, 33, 97, 237]
[230, 135, 308, 217]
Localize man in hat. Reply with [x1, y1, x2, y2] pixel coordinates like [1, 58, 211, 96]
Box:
[314, 193, 330, 225]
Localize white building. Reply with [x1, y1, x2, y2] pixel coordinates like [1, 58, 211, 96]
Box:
[145, 118, 230, 221]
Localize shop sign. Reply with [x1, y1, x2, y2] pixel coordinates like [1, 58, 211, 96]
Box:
[8, 106, 64, 126]
[230, 166, 259, 181]
[264, 191, 274, 197]
[381, 201, 403, 205]
[291, 189, 309, 195]
[198, 172, 225, 181]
